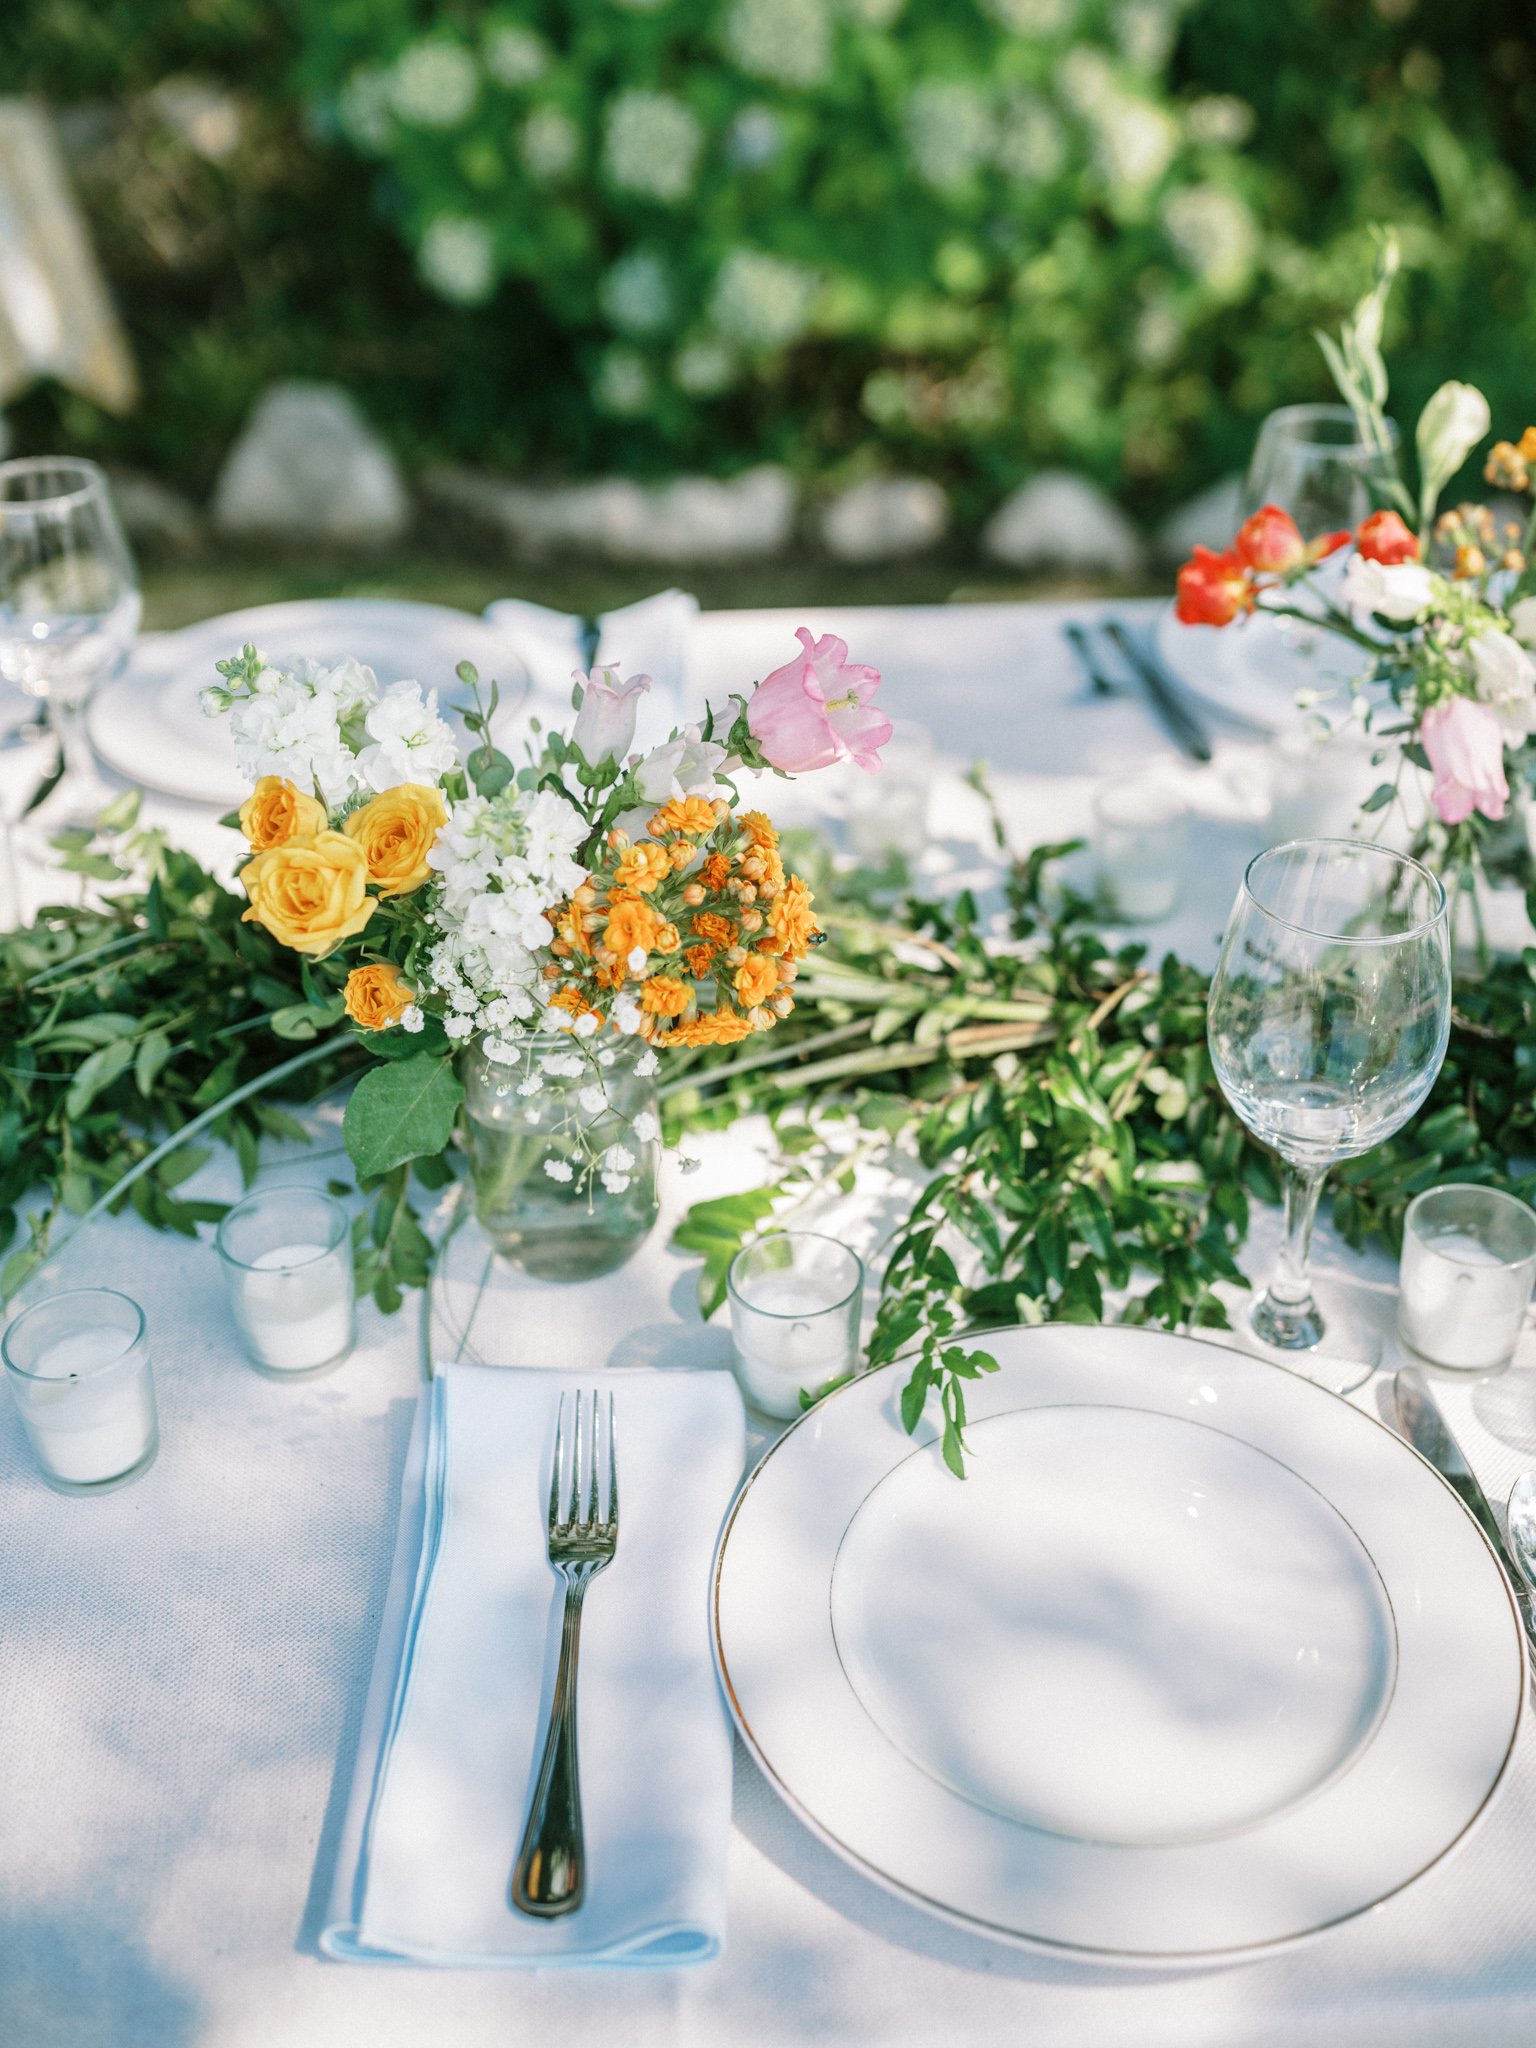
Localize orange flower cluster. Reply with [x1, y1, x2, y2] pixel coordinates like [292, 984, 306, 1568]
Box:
[541, 796, 819, 1045]
[1484, 427, 1536, 495]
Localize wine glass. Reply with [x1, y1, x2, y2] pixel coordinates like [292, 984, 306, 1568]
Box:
[0, 457, 140, 828]
[1207, 839, 1451, 1393]
[1241, 403, 1399, 531]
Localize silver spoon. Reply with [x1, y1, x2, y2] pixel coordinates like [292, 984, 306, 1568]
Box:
[1507, 1472, 1536, 1621]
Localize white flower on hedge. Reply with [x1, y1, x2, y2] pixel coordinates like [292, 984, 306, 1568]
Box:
[727, 105, 784, 170]
[984, 0, 1076, 30]
[1185, 95, 1256, 148]
[711, 248, 818, 349]
[1096, 98, 1178, 193]
[520, 106, 581, 181]
[723, 0, 832, 89]
[1468, 627, 1536, 738]
[390, 42, 478, 130]
[595, 347, 653, 416]
[603, 89, 704, 204]
[1116, 0, 1179, 71]
[418, 216, 496, 307]
[599, 250, 674, 336]
[338, 67, 393, 153]
[1510, 597, 1536, 649]
[634, 724, 730, 802]
[1161, 185, 1259, 298]
[1342, 555, 1437, 623]
[544, 1158, 575, 1183]
[995, 93, 1067, 186]
[483, 26, 549, 88]
[673, 336, 737, 396]
[358, 681, 459, 790]
[905, 81, 995, 196]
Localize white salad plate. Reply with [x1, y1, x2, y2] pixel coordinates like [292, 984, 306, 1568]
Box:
[89, 598, 533, 805]
[1154, 599, 1372, 736]
[713, 1324, 1526, 1965]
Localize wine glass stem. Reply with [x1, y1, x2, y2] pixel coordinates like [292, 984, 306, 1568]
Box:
[50, 694, 96, 788]
[1253, 1161, 1327, 1350]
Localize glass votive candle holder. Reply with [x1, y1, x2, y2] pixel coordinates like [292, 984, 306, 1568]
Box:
[728, 1231, 864, 1421]
[1397, 1184, 1536, 1374]
[2, 1288, 158, 1494]
[216, 1187, 355, 1378]
[846, 720, 935, 866]
[1092, 775, 1189, 924]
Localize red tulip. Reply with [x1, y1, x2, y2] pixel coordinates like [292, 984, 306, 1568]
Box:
[1175, 546, 1254, 627]
[1355, 510, 1420, 565]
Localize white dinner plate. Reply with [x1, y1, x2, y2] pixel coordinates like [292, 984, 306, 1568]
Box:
[713, 1324, 1526, 1964]
[88, 598, 534, 805]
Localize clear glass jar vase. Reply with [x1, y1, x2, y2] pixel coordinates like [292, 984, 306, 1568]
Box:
[460, 1033, 662, 1281]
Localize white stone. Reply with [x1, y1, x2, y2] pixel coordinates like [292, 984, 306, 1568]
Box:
[104, 467, 202, 555]
[981, 471, 1144, 575]
[212, 382, 409, 546]
[1155, 475, 1243, 565]
[423, 463, 795, 564]
[819, 477, 949, 563]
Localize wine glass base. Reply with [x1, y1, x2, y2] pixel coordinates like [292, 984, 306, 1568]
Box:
[1244, 1287, 1383, 1398]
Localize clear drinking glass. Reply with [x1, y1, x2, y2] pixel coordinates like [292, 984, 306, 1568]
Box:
[216, 1187, 356, 1377]
[2, 1287, 158, 1493]
[461, 1033, 662, 1281]
[728, 1231, 864, 1420]
[0, 456, 140, 827]
[1241, 404, 1400, 531]
[1397, 1184, 1536, 1375]
[846, 720, 935, 866]
[1092, 774, 1189, 924]
[1207, 839, 1451, 1392]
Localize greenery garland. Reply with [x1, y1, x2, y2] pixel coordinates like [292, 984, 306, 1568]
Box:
[5, 798, 1535, 1473]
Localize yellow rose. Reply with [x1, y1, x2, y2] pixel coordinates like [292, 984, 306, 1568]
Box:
[240, 832, 375, 957]
[344, 962, 414, 1031]
[342, 783, 448, 898]
[239, 776, 327, 851]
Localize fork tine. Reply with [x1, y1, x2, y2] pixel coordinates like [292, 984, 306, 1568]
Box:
[587, 1388, 601, 1526]
[568, 1389, 584, 1527]
[607, 1390, 618, 1530]
[548, 1393, 566, 1531]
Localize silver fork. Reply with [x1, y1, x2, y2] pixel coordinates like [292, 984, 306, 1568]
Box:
[511, 1388, 618, 1917]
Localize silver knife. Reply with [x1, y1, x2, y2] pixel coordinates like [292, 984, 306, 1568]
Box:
[1394, 1367, 1536, 1655]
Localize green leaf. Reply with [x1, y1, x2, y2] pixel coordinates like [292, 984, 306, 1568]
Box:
[66, 1039, 136, 1119]
[672, 1186, 781, 1317]
[136, 1030, 174, 1097]
[343, 1055, 464, 1181]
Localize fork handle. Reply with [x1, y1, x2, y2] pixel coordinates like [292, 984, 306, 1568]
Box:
[512, 1571, 590, 1916]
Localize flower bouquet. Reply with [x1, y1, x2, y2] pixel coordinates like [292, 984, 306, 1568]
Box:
[1173, 236, 1536, 947]
[203, 627, 890, 1275]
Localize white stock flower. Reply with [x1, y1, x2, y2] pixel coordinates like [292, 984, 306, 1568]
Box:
[633, 724, 730, 802]
[594, 348, 652, 416]
[229, 677, 356, 807]
[483, 27, 548, 87]
[723, 0, 832, 88]
[603, 90, 703, 203]
[1343, 556, 1437, 623]
[357, 681, 459, 790]
[1468, 627, 1536, 738]
[390, 42, 478, 129]
[520, 106, 581, 180]
[292, 654, 378, 722]
[710, 248, 818, 349]
[673, 336, 737, 396]
[1510, 596, 1536, 649]
[418, 216, 496, 307]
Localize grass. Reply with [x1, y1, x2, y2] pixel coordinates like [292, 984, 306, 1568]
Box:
[139, 548, 1156, 632]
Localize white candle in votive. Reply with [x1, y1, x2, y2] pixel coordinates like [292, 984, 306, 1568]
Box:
[235, 1243, 353, 1374]
[21, 1329, 156, 1486]
[1399, 1231, 1528, 1371]
[732, 1277, 855, 1416]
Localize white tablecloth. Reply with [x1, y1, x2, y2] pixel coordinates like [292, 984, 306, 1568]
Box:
[4, 600, 1536, 2048]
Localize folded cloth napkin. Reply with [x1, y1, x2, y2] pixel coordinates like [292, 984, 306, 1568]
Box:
[483, 589, 698, 737]
[321, 1363, 745, 1966]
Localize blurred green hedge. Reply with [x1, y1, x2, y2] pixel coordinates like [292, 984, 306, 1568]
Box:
[4, 1, 1533, 524]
